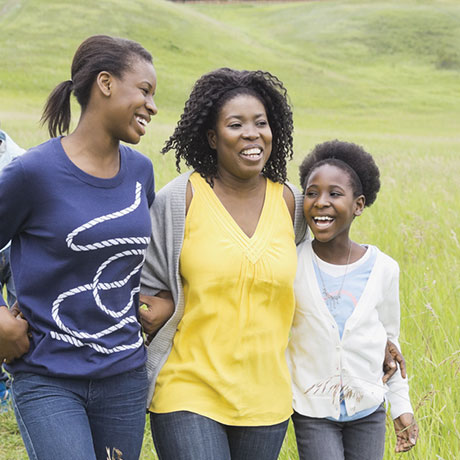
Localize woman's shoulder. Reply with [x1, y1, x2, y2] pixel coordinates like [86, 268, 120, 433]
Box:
[283, 181, 308, 244]
[150, 171, 193, 215]
[10, 138, 60, 177]
[157, 171, 193, 195]
[21, 137, 58, 158]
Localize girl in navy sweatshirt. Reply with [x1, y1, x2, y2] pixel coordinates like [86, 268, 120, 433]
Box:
[0, 35, 157, 460]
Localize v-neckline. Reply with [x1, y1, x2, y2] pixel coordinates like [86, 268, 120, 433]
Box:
[190, 173, 276, 265]
[200, 175, 268, 241]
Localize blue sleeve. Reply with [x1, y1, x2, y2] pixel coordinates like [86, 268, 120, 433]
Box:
[122, 145, 155, 207]
[146, 161, 155, 207]
[0, 157, 31, 305]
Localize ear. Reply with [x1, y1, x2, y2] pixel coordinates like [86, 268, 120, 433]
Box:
[96, 71, 113, 97]
[354, 195, 365, 216]
[207, 129, 217, 150]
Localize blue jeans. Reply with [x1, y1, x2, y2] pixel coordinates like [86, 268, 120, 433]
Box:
[292, 404, 386, 460]
[11, 366, 148, 460]
[0, 246, 17, 307]
[150, 410, 289, 460]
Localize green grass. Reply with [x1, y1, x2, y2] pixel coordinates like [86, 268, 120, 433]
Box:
[1, 0, 459, 458]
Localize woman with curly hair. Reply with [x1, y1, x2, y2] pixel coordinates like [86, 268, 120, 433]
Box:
[139, 67, 307, 459]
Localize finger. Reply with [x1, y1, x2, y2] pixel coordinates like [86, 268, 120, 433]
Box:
[382, 369, 395, 384]
[395, 440, 410, 453]
[396, 356, 407, 379]
[139, 302, 150, 311]
[409, 425, 418, 445]
[383, 343, 397, 383]
[399, 443, 414, 452]
[395, 442, 405, 453]
[387, 341, 407, 379]
[382, 362, 396, 383]
[10, 301, 21, 317]
[156, 290, 173, 300]
[138, 307, 152, 320]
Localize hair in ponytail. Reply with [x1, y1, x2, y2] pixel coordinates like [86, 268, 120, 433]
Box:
[41, 80, 73, 138]
[41, 35, 152, 138]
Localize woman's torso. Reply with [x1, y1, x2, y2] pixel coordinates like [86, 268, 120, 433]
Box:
[151, 172, 297, 425]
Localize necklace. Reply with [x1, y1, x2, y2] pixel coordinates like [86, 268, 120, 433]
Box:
[313, 242, 353, 308]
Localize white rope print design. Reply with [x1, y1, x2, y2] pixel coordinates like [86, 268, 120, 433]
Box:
[50, 182, 147, 354]
[66, 182, 150, 251]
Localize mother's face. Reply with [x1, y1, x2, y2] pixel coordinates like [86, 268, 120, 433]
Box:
[207, 94, 272, 181]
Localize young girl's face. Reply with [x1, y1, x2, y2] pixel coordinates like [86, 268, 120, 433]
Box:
[303, 163, 364, 244]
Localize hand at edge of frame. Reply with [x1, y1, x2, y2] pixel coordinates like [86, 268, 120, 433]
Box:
[394, 412, 418, 453]
[0, 305, 30, 363]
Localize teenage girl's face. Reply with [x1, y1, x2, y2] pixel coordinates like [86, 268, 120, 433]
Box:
[207, 94, 272, 182]
[303, 164, 364, 244]
[107, 58, 158, 144]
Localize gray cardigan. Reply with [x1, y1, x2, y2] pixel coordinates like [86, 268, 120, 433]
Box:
[140, 171, 307, 406]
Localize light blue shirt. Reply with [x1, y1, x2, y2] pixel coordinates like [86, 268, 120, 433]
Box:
[313, 245, 380, 421]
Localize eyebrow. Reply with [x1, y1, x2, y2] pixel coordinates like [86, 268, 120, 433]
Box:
[141, 81, 154, 90]
[224, 113, 266, 121]
[307, 184, 345, 189]
[141, 81, 156, 96]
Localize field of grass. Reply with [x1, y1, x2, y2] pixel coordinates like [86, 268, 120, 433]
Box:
[1, 0, 459, 458]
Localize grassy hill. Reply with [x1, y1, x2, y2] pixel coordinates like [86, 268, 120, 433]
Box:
[1, 0, 460, 152]
[1, 1, 459, 458]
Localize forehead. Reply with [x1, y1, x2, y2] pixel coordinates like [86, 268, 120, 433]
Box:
[122, 58, 156, 85]
[307, 163, 353, 187]
[218, 94, 266, 119]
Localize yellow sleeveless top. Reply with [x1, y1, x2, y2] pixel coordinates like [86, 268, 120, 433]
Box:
[151, 172, 297, 425]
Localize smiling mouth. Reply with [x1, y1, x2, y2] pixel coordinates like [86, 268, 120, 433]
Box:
[313, 216, 335, 228]
[240, 147, 263, 160]
[135, 116, 148, 133]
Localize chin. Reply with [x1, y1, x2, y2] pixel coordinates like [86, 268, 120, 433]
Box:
[121, 133, 141, 145]
[312, 233, 333, 243]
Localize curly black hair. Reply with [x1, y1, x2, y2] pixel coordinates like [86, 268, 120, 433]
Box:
[299, 140, 381, 207]
[161, 67, 294, 184]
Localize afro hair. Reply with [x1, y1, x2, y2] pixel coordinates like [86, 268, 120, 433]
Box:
[299, 140, 380, 207]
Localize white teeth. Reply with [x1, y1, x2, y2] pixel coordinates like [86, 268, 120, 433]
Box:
[315, 216, 333, 221]
[136, 116, 147, 126]
[241, 148, 262, 156]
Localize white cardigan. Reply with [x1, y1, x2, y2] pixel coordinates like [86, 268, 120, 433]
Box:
[286, 240, 413, 420]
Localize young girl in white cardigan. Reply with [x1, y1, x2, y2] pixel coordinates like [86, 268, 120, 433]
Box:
[286, 140, 418, 460]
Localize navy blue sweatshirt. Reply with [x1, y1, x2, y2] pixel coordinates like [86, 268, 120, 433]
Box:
[0, 137, 155, 378]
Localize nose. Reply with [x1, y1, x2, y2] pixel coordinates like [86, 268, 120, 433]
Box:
[146, 95, 158, 116]
[242, 123, 260, 140]
[315, 192, 330, 208]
